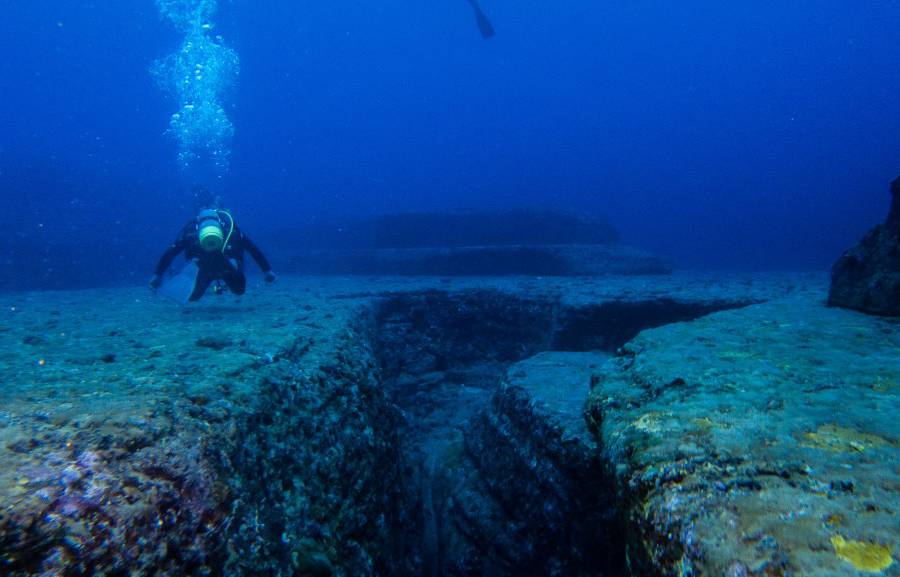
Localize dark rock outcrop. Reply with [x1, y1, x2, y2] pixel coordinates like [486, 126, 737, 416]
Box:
[829, 177, 900, 316]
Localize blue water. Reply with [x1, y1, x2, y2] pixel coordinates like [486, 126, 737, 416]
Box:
[2, 0, 900, 289]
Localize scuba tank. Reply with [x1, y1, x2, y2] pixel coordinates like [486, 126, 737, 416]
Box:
[197, 209, 235, 253]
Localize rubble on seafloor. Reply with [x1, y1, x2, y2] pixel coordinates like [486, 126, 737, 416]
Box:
[0, 272, 895, 577]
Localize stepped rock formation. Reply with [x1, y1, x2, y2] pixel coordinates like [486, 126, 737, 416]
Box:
[272, 211, 671, 277]
[829, 177, 900, 316]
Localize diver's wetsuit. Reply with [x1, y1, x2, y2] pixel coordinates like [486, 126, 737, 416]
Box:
[154, 219, 272, 301]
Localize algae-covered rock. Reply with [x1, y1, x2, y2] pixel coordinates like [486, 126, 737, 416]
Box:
[0, 282, 400, 577]
[587, 294, 900, 577]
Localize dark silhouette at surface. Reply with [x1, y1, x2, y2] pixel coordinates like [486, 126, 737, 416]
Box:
[829, 177, 900, 316]
[151, 201, 276, 301]
[465, 0, 495, 38]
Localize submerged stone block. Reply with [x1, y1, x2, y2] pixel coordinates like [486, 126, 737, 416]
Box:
[587, 295, 900, 577]
[0, 284, 400, 577]
[458, 352, 623, 577]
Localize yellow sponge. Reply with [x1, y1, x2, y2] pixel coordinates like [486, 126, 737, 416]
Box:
[830, 535, 894, 572]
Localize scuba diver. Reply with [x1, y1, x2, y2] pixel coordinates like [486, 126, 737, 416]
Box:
[150, 188, 276, 301]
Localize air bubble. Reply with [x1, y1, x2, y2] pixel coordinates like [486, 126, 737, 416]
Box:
[151, 0, 238, 177]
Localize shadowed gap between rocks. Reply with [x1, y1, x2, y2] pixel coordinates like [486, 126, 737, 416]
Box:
[373, 290, 756, 577]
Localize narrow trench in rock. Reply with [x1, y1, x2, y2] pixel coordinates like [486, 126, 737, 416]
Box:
[372, 289, 753, 577]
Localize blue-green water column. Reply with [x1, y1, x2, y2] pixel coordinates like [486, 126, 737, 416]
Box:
[152, 0, 239, 181]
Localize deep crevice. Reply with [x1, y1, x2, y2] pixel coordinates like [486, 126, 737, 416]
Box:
[373, 289, 756, 577]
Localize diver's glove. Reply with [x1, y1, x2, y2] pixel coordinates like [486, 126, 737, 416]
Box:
[264, 271, 277, 284]
[149, 275, 163, 291]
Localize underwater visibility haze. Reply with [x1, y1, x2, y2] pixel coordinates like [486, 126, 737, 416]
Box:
[1, 1, 900, 285]
[0, 1, 899, 577]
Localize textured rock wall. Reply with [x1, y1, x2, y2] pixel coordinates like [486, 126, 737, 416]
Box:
[223, 316, 403, 577]
[0, 289, 404, 577]
[375, 291, 558, 576]
[376, 290, 556, 386]
[456, 361, 623, 577]
[585, 296, 899, 577]
[0, 408, 231, 577]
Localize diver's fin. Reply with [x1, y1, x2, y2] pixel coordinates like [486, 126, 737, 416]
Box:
[158, 260, 199, 304]
[466, 0, 495, 39]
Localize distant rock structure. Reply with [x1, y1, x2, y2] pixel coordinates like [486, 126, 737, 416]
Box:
[829, 178, 900, 316]
[282, 211, 621, 250]
[275, 211, 670, 276]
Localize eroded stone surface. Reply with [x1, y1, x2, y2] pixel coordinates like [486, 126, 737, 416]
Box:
[0, 281, 397, 576]
[0, 273, 833, 576]
[588, 294, 899, 577]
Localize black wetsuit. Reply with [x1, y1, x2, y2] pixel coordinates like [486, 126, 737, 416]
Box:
[154, 218, 272, 301]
